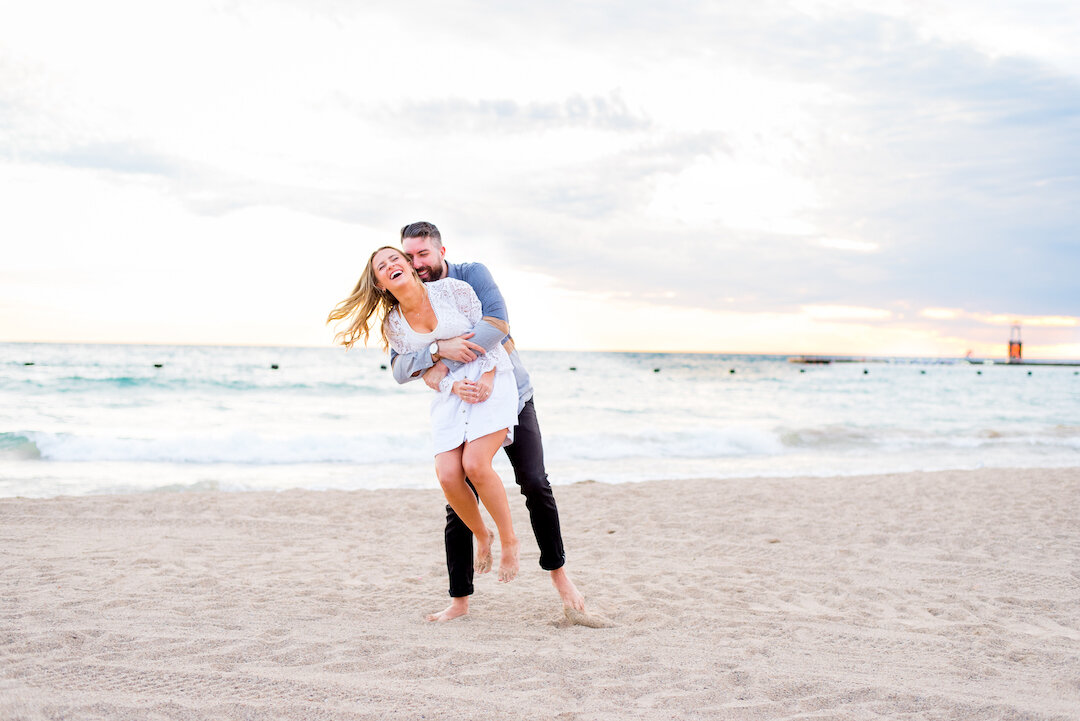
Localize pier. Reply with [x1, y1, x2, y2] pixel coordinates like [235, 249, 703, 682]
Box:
[788, 323, 1080, 366]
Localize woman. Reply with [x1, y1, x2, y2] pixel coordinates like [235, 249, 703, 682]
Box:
[328, 246, 520, 585]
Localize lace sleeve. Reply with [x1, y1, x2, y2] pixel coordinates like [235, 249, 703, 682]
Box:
[383, 310, 409, 354]
[442, 279, 509, 375]
[437, 374, 454, 394]
[386, 308, 453, 395]
[447, 279, 483, 326]
[445, 279, 495, 371]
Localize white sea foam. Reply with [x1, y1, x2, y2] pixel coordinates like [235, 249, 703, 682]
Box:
[548, 427, 786, 460]
[9, 423, 1077, 468]
[19, 430, 430, 464]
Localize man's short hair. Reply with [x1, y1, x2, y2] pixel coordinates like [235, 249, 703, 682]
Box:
[400, 221, 442, 248]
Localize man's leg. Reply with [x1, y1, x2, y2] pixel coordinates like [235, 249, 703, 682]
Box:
[427, 484, 477, 622]
[504, 398, 585, 611]
[445, 481, 477, 594]
[503, 398, 564, 570]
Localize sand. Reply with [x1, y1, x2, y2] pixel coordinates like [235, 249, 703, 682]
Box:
[1, 467, 1078, 720]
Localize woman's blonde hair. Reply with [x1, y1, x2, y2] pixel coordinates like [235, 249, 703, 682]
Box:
[327, 245, 422, 350]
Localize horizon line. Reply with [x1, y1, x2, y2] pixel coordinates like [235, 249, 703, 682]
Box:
[1, 339, 1076, 363]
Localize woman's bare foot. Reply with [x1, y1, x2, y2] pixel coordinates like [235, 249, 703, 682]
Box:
[550, 567, 585, 612]
[426, 596, 469, 622]
[474, 527, 494, 575]
[497, 537, 520, 582]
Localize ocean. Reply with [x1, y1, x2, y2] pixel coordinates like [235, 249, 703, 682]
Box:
[2, 342, 1078, 498]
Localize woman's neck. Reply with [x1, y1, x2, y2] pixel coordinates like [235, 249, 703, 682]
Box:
[393, 282, 426, 314]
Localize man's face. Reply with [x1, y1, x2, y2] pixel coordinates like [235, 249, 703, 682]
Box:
[402, 236, 446, 282]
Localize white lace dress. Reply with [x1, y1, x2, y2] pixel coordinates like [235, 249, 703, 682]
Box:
[385, 278, 517, 455]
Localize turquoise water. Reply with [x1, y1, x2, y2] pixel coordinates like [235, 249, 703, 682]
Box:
[2, 342, 1078, 497]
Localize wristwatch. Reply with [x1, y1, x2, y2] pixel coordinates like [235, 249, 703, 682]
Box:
[428, 341, 439, 361]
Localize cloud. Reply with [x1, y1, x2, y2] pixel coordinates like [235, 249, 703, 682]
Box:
[1, 0, 1078, 353]
[802, 305, 892, 321]
[374, 93, 651, 134]
[921, 307, 1079, 328]
[333, 8, 1071, 330]
[817, 237, 880, 253]
[482, 10, 1080, 320]
[33, 142, 188, 177]
[920, 307, 962, 320]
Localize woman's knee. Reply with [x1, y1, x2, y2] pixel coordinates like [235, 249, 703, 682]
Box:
[461, 451, 494, 480]
[435, 461, 465, 490]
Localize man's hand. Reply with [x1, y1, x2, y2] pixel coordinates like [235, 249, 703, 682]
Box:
[422, 362, 450, 391]
[436, 333, 486, 363]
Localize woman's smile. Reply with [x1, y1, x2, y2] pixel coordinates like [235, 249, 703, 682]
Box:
[372, 248, 413, 289]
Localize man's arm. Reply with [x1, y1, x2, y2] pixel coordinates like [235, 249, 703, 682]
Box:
[389, 346, 435, 384]
[438, 319, 506, 371]
[389, 324, 499, 387]
[439, 263, 510, 373]
[389, 327, 501, 390]
[400, 263, 512, 389]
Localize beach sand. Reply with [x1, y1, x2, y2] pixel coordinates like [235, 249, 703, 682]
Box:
[2, 467, 1078, 720]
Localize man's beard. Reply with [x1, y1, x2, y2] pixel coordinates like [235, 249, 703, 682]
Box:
[420, 264, 445, 282]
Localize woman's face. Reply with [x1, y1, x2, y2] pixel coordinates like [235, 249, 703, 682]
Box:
[371, 248, 414, 296]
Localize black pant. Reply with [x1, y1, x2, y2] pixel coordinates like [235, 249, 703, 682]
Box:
[445, 398, 565, 597]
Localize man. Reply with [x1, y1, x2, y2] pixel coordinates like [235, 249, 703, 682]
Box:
[391, 221, 585, 622]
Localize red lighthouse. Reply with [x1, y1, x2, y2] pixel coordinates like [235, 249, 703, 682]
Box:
[1008, 324, 1022, 364]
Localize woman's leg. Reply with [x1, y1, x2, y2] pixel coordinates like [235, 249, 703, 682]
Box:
[462, 429, 520, 582]
[434, 446, 494, 575]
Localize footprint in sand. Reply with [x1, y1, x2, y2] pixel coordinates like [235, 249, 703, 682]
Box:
[564, 606, 614, 628]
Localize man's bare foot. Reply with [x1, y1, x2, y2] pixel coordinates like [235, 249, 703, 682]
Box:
[474, 527, 494, 575]
[497, 537, 520, 582]
[551, 567, 585, 612]
[426, 596, 469, 622]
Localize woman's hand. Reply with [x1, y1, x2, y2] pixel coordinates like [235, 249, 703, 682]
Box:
[451, 380, 475, 403]
[451, 372, 495, 404]
[472, 373, 494, 403]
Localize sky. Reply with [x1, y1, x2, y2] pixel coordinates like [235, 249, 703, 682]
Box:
[1, 0, 1078, 357]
